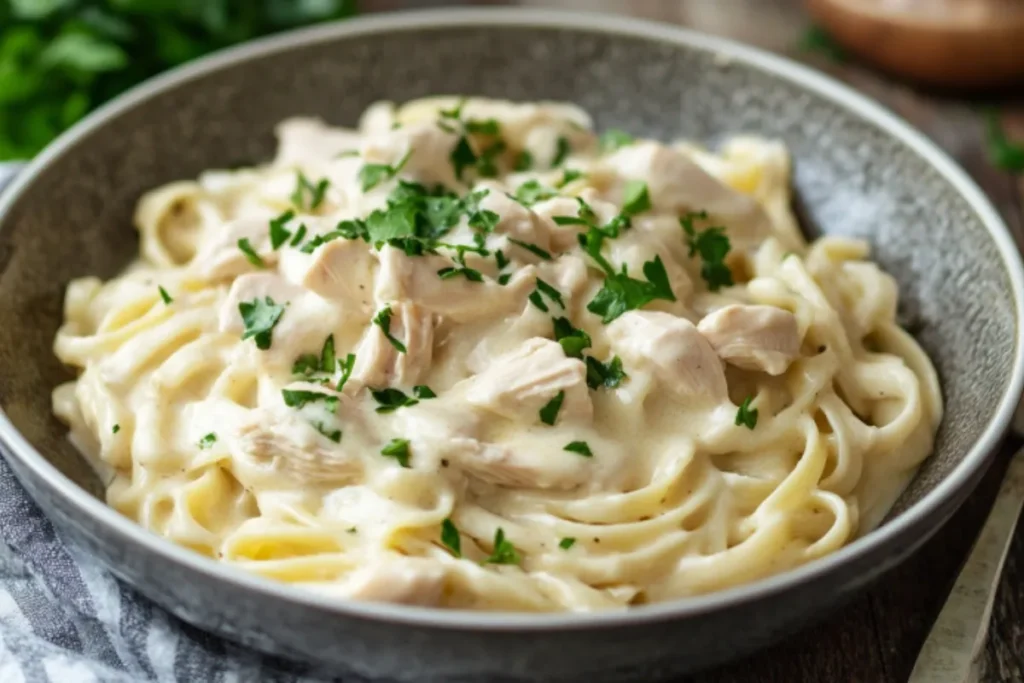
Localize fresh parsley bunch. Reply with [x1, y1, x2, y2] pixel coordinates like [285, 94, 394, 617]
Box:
[0, 0, 357, 160]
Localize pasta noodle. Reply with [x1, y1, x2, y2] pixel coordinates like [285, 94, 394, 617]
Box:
[52, 97, 941, 611]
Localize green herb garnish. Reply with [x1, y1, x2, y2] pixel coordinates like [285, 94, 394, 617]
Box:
[599, 129, 634, 154]
[585, 355, 627, 390]
[292, 354, 320, 377]
[289, 223, 308, 247]
[621, 180, 651, 216]
[551, 136, 570, 167]
[735, 396, 758, 430]
[238, 297, 284, 350]
[984, 110, 1024, 172]
[512, 180, 556, 206]
[485, 528, 520, 565]
[413, 385, 437, 399]
[313, 422, 342, 442]
[513, 150, 533, 171]
[282, 389, 338, 411]
[291, 172, 330, 211]
[359, 149, 412, 192]
[441, 518, 461, 557]
[563, 441, 592, 457]
[558, 537, 577, 550]
[237, 238, 265, 268]
[372, 306, 407, 353]
[157, 286, 172, 304]
[527, 278, 564, 313]
[552, 317, 591, 359]
[465, 118, 501, 135]
[586, 256, 676, 323]
[371, 388, 419, 413]
[555, 169, 584, 188]
[381, 438, 411, 468]
[680, 211, 733, 291]
[539, 391, 565, 426]
[797, 25, 848, 63]
[508, 238, 552, 261]
[269, 210, 295, 249]
[198, 433, 217, 449]
[336, 353, 356, 392]
[112, 424, 120, 434]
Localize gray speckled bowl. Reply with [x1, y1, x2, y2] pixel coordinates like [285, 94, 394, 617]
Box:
[0, 9, 1021, 683]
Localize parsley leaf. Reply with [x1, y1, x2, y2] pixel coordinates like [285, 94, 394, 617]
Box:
[485, 528, 520, 565]
[269, 210, 295, 249]
[465, 118, 500, 135]
[237, 238, 265, 268]
[508, 238, 552, 261]
[366, 202, 418, 244]
[551, 135, 570, 167]
[313, 422, 342, 442]
[282, 389, 338, 411]
[450, 136, 477, 181]
[513, 180, 556, 206]
[413, 385, 437, 399]
[680, 212, 733, 291]
[559, 537, 577, 550]
[157, 286, 172, 304]
[599, 129, 634, 154]
[984, 110, 1024, 172]
[380, 438, 411, 468]
[513, 150, 533, 171]
[539, 391, 565, 426]
[112, 424, 120, 434]
[532, 278, 565, 312]
[289, 223, 308, 247]
[586, 256, 676, 323]
[441, 518, 461, 557]
[555, 168, 584, 188]
[291, 172, 330, 210]
[359, 149, 412, 192]
[564, 441, 593, 457]
[552, 317, 591, 359]
[238, 297, 284, 350]
[336, 353, 355, 392]
[292, 354, 320, 377]
[621, 180, 651, 216]
[585, 355, 627, 390]
[319, 334, 335, 372]
[371, 388, 419, 413]
[495, 249, 509, 270]
[198, 433, 217, 449]
[735, 396, 758, 430]
[372, 305, 407, 353]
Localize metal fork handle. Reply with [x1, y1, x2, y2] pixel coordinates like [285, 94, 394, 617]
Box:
[908, 447, 1024, 683]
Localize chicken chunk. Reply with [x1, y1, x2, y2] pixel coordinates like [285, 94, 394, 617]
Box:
[604, 142, 774, 249]
[374, 245, 534, 323]
[275, 118, 363, 166]
[475, 182, 554, 251]
[278, 237, 376, 308]
[191, 215, 278, 280]
[361, 122, 460, 190]
[461, 338, 592, 424]
[607, 311, 727, 405]
[338, 557, 447, 606]
[697, 304, 800, 375]
[232, 405, 363, 487]
[353, 301, 434, 388]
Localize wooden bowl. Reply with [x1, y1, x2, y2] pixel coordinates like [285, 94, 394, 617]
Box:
[807, 0, 1024, 88]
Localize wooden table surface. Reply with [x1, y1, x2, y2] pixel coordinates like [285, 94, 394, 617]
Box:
[366, 0, 1024, 680]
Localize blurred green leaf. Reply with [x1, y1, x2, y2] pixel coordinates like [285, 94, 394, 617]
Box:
[11, 0, 73, 20]
[41, 32, 129, 74]
[797, 25, 847, 64]
[984, 110, 1024, 173]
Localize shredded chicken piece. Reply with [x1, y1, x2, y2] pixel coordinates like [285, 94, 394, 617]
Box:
[338, 557, 448, 606]
[697, 304, 800, 375]
[353, 301, 434, 387]
[607, 311, 728, 405]
[280, 238, 376, 307]
[191, 215, 278, 280]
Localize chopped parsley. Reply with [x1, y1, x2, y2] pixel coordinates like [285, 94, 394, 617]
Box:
[292, 354, 320, 377]
[564, 441, 592, 457]
[475, 140, 507, 178]
[512, 180, 556, 206]
[291, 172, 330, 211]
[555, 169, 584, 188]
[984, 110, 1024, 172]
[380, 438, 411, 468]
[527, 278, 565, 313]
[513, 150, 533, 171]
[289, 223, 308, 247]
[441, 518, 461, 557]
[485, 528, 520, 565]
[112, 424, 120, 434]
[449, 136, 477, 181]
[359, 149, 412, 192]
[238, 297, 284, 350]
[508, 238, 552, 261]
[437, 265, 483, 282]
[497, 273, 513, 286]
[559, 537, 577, 550]
[552, 317, 591, 358]
[336, 353, 356, 392]
[281, 388, 339, 411]
[539, 391, 565, 426]
[372, 306, 407, 353]
[413, 385, 437, 399]
[599, 129, 634, 154]
[586, 256, 676, 323]
[313, 422, 342, 443]
[551, 135, 571, 167]
[585, 355, 627, 390]
[370, 388, 419, 413]
[269, 210, 295, 249]
[621, 180, 651, 216]
[198, 433, 217, 449]
[495, 249, 509, 270]
[320, 334, 336, 372]
[680, 211, 733, 291]
[236, 238, 265, 268]
[157, 286, 173, 305]
[735, 396, 758, 430]
[464, 118, 501, 135]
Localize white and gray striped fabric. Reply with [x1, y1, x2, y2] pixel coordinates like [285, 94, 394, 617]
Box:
[0, 163, 351, 682]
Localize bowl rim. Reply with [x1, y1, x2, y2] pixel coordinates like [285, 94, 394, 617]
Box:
[1, 6, 1022, 631]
